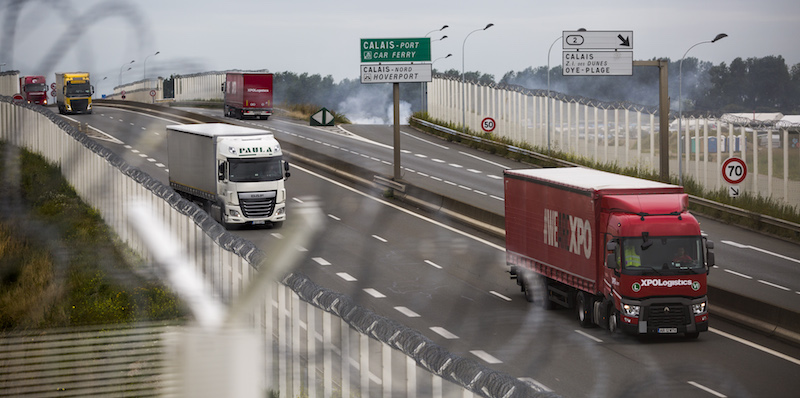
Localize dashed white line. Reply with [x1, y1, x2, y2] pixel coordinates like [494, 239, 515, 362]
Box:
[363, 288, 386, 298]
[414, 153, 428, 158]
[488, 175, 503, 180]
[758, 280, 791, 291]
[337, 272, 357, 282]
[470, 350, 502, 364]
[458, 185, 472, 191]
[467, 169, 482, 174]
[292, 197, 305, 203]
[328, 214, 341, 221]
[424, 260, 442, 269]
[490, 195, 504, 201]
[312, 257, 331, 266]
[687, 382, 726, 398]
[490, 291, 512, 301]
[574, 330, 603, 343]
[270, 233, 284, 239]
[394, 306, 420, 318]
[372, 235, 387, 243]
[724, 269, 753, 279]
[430, 327, 458, 339]
[432, 158, 446, 163]
[155, 163, 165, 168]
[448, 163, 463, 168]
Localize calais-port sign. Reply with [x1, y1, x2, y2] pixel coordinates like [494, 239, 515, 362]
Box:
[361, 38, 431, 63]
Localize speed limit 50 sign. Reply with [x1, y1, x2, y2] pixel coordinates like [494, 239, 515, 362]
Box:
[722, 157, 747, 185]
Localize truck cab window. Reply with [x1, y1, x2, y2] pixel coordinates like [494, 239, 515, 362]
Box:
[228, 157, 283, 182]
[621, 236, 704, 274]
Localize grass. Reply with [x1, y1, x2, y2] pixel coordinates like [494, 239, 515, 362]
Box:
[0, 143, 187, 330]
[277, 102, 351, 124]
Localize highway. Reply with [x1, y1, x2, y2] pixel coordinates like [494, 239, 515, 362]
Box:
[58, 105, 800, 397]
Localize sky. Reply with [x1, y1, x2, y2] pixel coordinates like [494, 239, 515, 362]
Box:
[3, 0, 800, 93]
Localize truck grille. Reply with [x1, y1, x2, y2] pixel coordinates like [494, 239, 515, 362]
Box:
[239, 193, 276, 218]
[71, 99, 89, 111]
[646, 304, 689, 327]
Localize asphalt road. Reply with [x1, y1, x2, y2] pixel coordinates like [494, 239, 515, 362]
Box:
[58, 105, 800, 397]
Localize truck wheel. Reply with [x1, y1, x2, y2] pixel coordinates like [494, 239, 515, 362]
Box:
[576, 291, 594, 328]
[522, 273, 535, 303]
[532, 274, 554, 310]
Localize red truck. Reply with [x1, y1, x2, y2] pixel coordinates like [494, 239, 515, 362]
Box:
[504, 168, 714, 338]
[19, 75, 48, 105]
[221, 72, 273, 120]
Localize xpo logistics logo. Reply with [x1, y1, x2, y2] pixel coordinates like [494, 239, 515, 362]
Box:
[543, 208, 592, 259]
[632, 279, 701, 292]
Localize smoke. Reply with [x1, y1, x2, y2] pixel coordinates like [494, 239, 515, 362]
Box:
[336, 84, 413, 124]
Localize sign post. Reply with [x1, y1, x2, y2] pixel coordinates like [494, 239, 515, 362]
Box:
[360, 37, 432, 184]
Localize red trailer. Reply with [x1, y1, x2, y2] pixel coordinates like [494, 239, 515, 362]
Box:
[222, 72, 273, 120]
[504, 168, 714, 338]
[19, 75, 47, 105]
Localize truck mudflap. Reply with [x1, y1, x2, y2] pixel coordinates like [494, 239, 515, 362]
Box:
[617, 296, 708, 336]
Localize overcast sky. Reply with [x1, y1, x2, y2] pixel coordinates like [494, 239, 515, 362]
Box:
[4, 0, 799, 91]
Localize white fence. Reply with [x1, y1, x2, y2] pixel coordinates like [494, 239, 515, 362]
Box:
[0, 99, 545, 398]
[427, 76, 800, 208]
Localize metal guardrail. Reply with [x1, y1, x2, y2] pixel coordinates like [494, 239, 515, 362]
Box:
[410, 117, 800, 241]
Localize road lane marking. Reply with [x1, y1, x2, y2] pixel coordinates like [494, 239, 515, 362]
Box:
[372, 235, 387, 243]
[723, 269, 753, 279]
[575, 330, 603, 343]
[459, 151, 512, 169]
[430, 327, 458, 339]
[490, 291, 512, 301]
[758, 280, 791, 291]
[312, 257, 331, 266]
[425, 260, 442, 269]
[363, 288, 386, 298]
[687, 381, 726, 397]
[402, 131, 450, 149]
[710, 327, 800, 366]
[327, 214, 341, 221]
[336, 272, 357, 282]
[722, 240, 800, 264]
[470, 350, 502, 364]
[395, 306, 420, 317]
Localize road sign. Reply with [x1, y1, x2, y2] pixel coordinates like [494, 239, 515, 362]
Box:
[51, 90, 56, 97]
[150, 90, 156, 97]
[722, 157, 747, 184]
[360, 63, 431, 84]
[12, 93, 24, 104]
[729, 185, 741, 198]
[482, 117, 496, 132]
[310, 108, 335, 126]
[360, 38, 431, 63]
[563, 30, 633, 50]
[562, 51, 633, 75]
[50, 83, 56, 90]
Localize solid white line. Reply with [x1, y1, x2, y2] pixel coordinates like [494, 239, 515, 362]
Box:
[395, 306, 420, 318]
[490, 291, 512, 301]
[687, 381, 727, 397]
[337, 272, 357, 282]
[722, 240, 800, 264]
[424, 260, 443, 269]
[470, 350, 503, 364]
[710, 327, 800, 366]
[312, 257, 331, 266]
[292, 164, 505, 251]
[363, 288, 386, 298]
[574, 330, 603, 343]
[723, 269, 753, 279]
[758, 279, 791, 291]
[430, 327, 459, 339]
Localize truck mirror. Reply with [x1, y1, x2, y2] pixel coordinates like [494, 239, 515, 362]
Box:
[91, 86, 95, 95]
[607, 254, 618, 270]
[706, 252, 715, 270]
[218, 162, 226, 181]
[284, 161, 290, 171]
[706, 241, 714, 250]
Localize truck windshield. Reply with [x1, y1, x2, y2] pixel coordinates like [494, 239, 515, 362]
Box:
[228, 157, 283, 182]
[24, 83, 46, 92]
[621, 236, 705, 275]
[66, 83, 91, 96]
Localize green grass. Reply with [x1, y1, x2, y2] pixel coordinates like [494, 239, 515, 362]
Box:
[0, 143, 187, 330]
[279, 102, 351, 124]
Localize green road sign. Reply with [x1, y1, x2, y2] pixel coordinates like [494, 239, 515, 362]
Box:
[360, 38, 431, 63]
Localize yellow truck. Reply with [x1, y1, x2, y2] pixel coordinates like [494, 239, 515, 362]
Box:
[55, 72, 94, 114]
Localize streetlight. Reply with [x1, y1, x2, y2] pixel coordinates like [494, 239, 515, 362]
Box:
[424, 54, 452, 113]
[119, 60, 134, 86]
[143, 51, 160, 81]
[462, 23, 493, 131]
[425, 25, 448, 37]
[94, 76, 107, 99]
[678, 33, 727, 185]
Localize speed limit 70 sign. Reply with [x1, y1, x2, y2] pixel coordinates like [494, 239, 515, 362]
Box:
[722, 157, 747, 185]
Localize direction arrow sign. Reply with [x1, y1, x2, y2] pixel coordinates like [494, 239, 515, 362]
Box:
[361, 38, 431, 63]
[562, 51, 633, 76]
[563, 30, 633, 50]
[361, 63, 432, 84]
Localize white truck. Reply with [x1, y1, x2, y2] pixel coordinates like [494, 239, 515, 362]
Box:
[167, 123, 289, 228]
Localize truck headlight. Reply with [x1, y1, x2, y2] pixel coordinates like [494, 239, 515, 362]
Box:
[229, 209, 240, 217]
[622, 304, 640, 317]
[692, 301, 707, 315]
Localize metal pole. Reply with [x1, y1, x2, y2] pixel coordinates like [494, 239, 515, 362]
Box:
[393, 82, 401, 181]
[546, 36, 560, 152]
[462, 24, 493, 131]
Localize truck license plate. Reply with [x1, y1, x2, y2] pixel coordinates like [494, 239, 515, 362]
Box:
[253, 220, 266, 225]
[658, 328, 678, 334]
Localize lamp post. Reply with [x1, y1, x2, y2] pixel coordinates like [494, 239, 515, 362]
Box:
[94, 76, 107, 99]
[546, 35, 560, 152]
[462, 23, 493, 131]
[423, 26, 448, 113]
[143, 51, 160, 81]
[119, 60, 134, 86]
[678, 33, 727, 185]
[425, 25, 448, 37]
